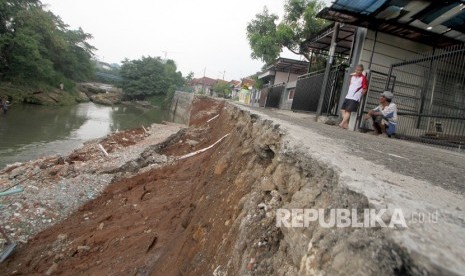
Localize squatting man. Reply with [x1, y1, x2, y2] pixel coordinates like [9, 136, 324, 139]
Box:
[364, 91, 398, 137]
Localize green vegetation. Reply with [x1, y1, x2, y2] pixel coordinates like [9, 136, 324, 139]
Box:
[246, 0, 328, 65]
[0, 1, 188, 107]
[252, 75, 264, 90]
[0, 0, 95, 104]
[120, 56, 184, 105]
[185, 71, 194, 83]
[0, 0, 95, 86]
[213, 82, 232, 98]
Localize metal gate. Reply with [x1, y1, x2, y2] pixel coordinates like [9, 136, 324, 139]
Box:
[265, 83, 285, 108]
[291, 70, 324, 112]
[368, 44, 465, 151]
[259, 87, 269, 107]
[291, 65, 346, 114]
[357, 71, 396, 130]
[320, 65, 347, 115]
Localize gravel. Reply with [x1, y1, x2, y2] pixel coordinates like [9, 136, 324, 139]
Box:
[0, 123, 183, 249]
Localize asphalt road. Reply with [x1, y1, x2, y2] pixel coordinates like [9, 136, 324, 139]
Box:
[244, 106, 465, 196]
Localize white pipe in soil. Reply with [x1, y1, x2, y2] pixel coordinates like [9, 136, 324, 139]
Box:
[178, 133, 230, 160]
[207, 114, 220, 123]
[98, 144, 109, 157]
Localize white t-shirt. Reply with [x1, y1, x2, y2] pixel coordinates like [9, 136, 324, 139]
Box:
[373, 102, 398, 124]
[345, 74, 368, 102]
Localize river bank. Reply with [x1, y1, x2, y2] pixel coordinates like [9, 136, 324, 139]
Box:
[0, 123, 183, 246]
[0, 101, 172, 170]
[0, 82, 125, 106]
[0, 83, 79, 106]
[0, 95, 464, 275]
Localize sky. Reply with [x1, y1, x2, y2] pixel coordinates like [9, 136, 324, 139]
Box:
[42, 0, 332, 81]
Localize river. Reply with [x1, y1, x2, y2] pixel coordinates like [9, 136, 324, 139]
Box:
[0, 102, 171, 169]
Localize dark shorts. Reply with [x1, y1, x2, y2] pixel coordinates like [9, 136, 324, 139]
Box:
[341, 99, 360, 112]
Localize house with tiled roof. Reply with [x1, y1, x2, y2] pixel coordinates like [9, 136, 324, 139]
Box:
[241, 78, 256, 90]
[229, 80, 241, 91]
[189, 77, 218, 94]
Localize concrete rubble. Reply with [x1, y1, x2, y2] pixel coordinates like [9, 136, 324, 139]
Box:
[0, 123, 183, 250]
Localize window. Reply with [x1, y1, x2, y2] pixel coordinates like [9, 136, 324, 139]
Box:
[288, 89, 295, 100]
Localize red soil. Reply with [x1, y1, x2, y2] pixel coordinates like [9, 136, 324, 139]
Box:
[0, 97, 268, 275]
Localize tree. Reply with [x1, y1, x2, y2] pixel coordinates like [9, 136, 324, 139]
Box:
[251, 74, 264, 90]
[0, 1, 95, 87]
[246, 0, 328, 64]
[246, 7, 281, 65]
[56, 27, 96, 82]
[213, 81, 231, 98]
[185, 71, 194, 84]
[0, 0, 40, 78]
[120, 56, 184, 100]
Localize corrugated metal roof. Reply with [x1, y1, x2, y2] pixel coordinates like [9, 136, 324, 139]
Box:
[333, 0, 388, 15]
[306, 24, 356, 55]
[265, 58, 310, 75]
[318, 0, 465, 47]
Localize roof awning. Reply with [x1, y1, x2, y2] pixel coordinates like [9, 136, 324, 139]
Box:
[306, 23, 356, 55]
[265, 58, 309, 75]
[318, 0, 465, 48]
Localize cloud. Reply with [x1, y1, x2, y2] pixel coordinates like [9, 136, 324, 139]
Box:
[42, 0, 331, 80]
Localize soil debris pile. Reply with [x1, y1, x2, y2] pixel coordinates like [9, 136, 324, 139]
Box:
[0, 124, 182, 252]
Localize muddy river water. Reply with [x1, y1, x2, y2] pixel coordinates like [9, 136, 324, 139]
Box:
[0, 102, 170, 169]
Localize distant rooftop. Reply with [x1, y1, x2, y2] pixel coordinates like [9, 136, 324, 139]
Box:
[190, 77, 217, 86]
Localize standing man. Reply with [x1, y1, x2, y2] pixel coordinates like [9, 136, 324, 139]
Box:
[339, 64, 368, 129]
[364, 91, 397, 137]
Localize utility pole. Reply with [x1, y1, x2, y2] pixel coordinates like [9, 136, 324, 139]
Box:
[202, 67, 206, 94]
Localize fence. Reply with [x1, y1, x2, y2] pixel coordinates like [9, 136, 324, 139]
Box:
[291, 65, 346, 115]
[265, 83, 286, 108]
[320, 64, 347, 116]
[259, 87, 269, 107]
[362, 44, 465, 151]
[356, 70, 396, 129]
